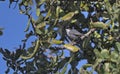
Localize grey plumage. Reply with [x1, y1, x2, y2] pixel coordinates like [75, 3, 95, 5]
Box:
[66, 28, 84, 40]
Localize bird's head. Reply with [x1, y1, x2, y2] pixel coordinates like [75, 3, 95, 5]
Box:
[65, 28, 71, 33]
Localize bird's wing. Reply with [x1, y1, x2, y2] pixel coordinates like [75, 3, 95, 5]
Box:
[70, 29, 83, 36]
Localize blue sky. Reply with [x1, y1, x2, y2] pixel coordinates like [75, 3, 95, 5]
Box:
[0, 1, 27, 73]
[0, 1, 98, 74]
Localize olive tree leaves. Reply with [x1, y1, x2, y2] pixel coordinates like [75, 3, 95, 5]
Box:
[1, 0, 120, 74]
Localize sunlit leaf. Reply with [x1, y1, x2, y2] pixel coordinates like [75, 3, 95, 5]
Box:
[115, 42, 120, 52]
[107, 35, 113, 41]
[93, 58, 102, 70]
[36, 0, 45, 6]
[56, 6, 63, 18]
[56, 6, 60, 18]
[36, 22, 46, 29]
[44, 9, 51, 20]
[23, 1, 28, 6]
[53, 18, 58, 25]
[80, 2, 89, 11]
[20, 0, 33, 7]
[36, 7, 40, 16]
[83, 64, 92, 69]
[110, 51, 118, 62]
[64, 44, 80, 52]
[74, 10, 79, 14]
[20, 39, 40, 60]
[101, 49, 109, 59]
[50, 39, 63, 44]
[94, 31, 101, 38]
[90, 22, 109, 29]
[35, 28, 42, 35]
[61, 12, 75, 21]
[104, 63, 110, 73]
[104, 0, 112, 14]
[71, 19, 77, 23]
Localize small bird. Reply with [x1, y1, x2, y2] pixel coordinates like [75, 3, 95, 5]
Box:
[66, 28, 84, 40]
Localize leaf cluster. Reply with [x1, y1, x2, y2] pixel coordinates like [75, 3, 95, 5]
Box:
[0, 0, 120, 74]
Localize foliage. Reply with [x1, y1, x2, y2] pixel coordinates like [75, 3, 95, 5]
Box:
[0, 0, 120, 74]
[0, 28, 3, 36]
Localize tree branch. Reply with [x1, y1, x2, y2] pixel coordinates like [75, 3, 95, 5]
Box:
[80, 28, 96, 39]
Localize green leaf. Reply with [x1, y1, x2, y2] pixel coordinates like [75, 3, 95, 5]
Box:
[36, 7, 40, 16]
[23, 1, 28, 6]
[71, 19, 77, 23]
[37, 0, 45, 6]
[80, 3, 89, 11]
[24, 18, 30, 32]
[27, 47, 34, 54]
[110, 51, 118, 63]
[20, 39, 40, 60]
[64, 44, 80, 52]
[44, 9, 51, 20]
[56, 6, 60, 18]
[115, 42, 120, 52]
[94, 31, 101, 38]
[93, 59, 102, 69]
[55, 58, 70, 74]
[82, 37, 90, 49]
[104, 63, 110, 73]
[104, 0, 112, 14]
[50, 39, 63, 44]
[60, 63, 68, 74]
[36, 22, 46, 29]
[45, 29, 48, 34]
[55, 57, 72, 74]
[101, 49, 109, 59]
[61, 12, 75, 21]
[83, 64, 92, 69]
[36, 15, 44, 24]
[35, 28, 42, 35]
[53, 18, 58, 25]
[56, 6, 63, 18]
[94, 49, 101, 58]
[90, 22, 109, 29]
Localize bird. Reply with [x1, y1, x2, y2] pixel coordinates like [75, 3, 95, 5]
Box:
[65, 27, 84, 40]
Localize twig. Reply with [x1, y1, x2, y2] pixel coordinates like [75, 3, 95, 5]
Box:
[80, 28, 96, 39]
[26, 13, 36, 32]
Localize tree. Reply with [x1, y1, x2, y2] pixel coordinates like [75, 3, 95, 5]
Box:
[0, 0, 120, 74]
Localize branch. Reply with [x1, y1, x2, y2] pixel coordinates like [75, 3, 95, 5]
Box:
[80, 28, 96, 39]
